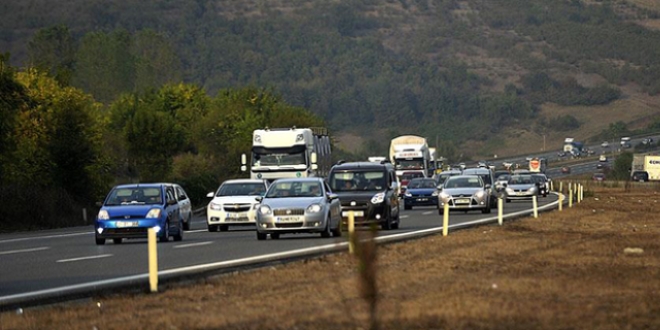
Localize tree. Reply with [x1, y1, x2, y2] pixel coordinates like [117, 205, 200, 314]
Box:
[133, 30, 182, 93]
[610, 151, 633, 180]
[27, 25, 75, 86]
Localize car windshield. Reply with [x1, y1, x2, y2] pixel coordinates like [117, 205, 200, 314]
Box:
[435, 172, 458, 185]
[329, 171, 387, 191]
[509, 175, 534, 185]
[106, 187, 162, 205]
[265, 181, 323, 198]
[216, 183, 266, 197]
[445, 177, 483, 188]
[407, 179, 437, 189]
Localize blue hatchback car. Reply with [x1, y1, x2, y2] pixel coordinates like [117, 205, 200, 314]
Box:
[403, 178, 439, 210]
[95, 183, 185, 245]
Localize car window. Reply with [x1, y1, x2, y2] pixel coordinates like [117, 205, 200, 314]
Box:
[106, 187, 162, 205]
[176, 186, 188, 201]
[218, 183, 268, 196]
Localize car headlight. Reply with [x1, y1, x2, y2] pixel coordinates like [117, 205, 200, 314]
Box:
[371, 192, 385, 204]
[97, 210, 109, 220]
[439, 192, 450, 199]
[209, 202, 222, 211]
[432, 190, 439, 196]
[252, 203, 260, 210]
[505, 187, 514, 193]
[404, 192, 412, 197]
[528, 187, 536, 192]
[475, 190, 485, 199]
[146, 208, 161, 218]
[259, 205, 272, 215]
[306, 203, 322, 213]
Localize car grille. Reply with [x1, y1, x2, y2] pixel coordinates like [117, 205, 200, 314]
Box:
[411, 193, 434, 197]
[274, 223, 303, 228]
[223, 204, 252, 212]
[273, 208, 305, 216]
[104, 228, 148, 235]
[340, 201, 369, 208]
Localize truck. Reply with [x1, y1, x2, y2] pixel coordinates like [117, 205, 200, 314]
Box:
[563, 138, 584, 157]
[367, 156, 387, 163]
[528, 157, 547, 173]
[389, 135, 430, 179]
[631, 153, 660, 181]
[241, 127, 332, 182]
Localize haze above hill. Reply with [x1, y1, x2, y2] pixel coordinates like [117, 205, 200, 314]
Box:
[3, 0, 660, 159]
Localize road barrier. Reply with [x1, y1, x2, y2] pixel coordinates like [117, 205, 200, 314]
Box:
[498, 198, 503, 225]
[148, 228, 158, 293]
[442, 203, 449, 236]
[558, 193, 563, 211]
[533, 195, 538, 218]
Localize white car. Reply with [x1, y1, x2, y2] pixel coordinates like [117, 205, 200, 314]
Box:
[206, 179, 269, 232]
[599, 154, 607, 162]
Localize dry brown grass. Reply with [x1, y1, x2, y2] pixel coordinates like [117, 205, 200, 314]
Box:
[2, 186, 660, 329]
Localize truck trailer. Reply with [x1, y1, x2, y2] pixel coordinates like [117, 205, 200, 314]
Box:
[389, 135, 431, 179]
[241, 127, 332, 182]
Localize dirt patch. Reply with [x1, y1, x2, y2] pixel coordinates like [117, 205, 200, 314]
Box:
[2, 186, 660, 329]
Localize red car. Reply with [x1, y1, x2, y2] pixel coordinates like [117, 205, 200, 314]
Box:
[561, 166, 571, 174]
[592, 172, 605, 181]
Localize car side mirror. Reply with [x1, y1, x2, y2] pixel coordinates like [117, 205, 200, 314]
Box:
[255, 196, 263, 202]
[206, 192, 214, 198]
[328, 193, 338, 200]
[167, 199, 178, 205]
[436, 185, 443, 190]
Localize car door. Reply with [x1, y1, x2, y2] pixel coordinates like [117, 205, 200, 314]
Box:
[324, 181, 340, 225]
[165, 186, 180, 227]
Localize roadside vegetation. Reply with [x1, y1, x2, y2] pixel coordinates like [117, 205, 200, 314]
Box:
[1, 184, 659, 329]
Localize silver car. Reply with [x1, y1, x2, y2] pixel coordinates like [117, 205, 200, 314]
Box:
[505, 174, 539, 202]
[256, 178, 342, 240]
[437, 175, 491, 214]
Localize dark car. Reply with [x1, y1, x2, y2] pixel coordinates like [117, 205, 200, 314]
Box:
[403, 178, 439, 210]
[592, 172, 606, 181]
[328, 161, 400, 230]
[95, 183, 187, 245]
[631, 171, 649, 182]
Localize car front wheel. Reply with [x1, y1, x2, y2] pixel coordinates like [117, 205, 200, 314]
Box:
[95, 237, 106, 245]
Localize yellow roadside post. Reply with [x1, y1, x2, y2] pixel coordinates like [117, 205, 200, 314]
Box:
[532, 195, 538, 218]
[148, 227, 158, 293]
[580, 184, 584, 202]
[569, 187, 573, 208]
[559, 181, 563, 194]
[550, 180, 554, 192]
[348, 211, 355, 255]
[498, 197, 503, 225]
[558, 193, 563, 211]
[442, 202, 449, 236]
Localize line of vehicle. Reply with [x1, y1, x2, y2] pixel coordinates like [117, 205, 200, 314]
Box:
[56, 254, 113, 263]
[0, 197, 559, 309]
[0, 247, 50, 256]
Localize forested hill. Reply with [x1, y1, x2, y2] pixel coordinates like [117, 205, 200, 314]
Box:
[3, 0, 660, 155]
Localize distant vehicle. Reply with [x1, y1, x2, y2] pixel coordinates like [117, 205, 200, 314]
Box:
[631, 154, 660, 181]
[389, 135, 431, 178]
[504, 175, 539, 202]
[631, 171, 649, 182]
[494, 173, 511, 192]
[601, 141, 609, 148]
[95, 183, 189, 245]
[255, 177, 341, 240]
[561, 166, 571, 174]
[437, 175, 491, 214]
[433, 169, 462, 186]
[403, 178, 439, 210]
[206, 179, 269, 232]
[620, 137, 631, 148]
[592, 172, 606, 181]
[399, 170, 426, 196]
[599, 155, 607, 162]
[531, 174, 550, 197]
[596, 163, 604, 169]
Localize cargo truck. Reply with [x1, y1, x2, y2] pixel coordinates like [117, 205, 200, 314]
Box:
[389, 135, 430, 179]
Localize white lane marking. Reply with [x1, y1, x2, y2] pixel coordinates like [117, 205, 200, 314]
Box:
[400, 215, 409, 219]
[0, 232, 91, 244]
[0, 247, 50, 256]
[56, 254, 113, 263]
[422, 211, 434, 215]
[174, 241, 213, 249]
[186, 229, 208, 234]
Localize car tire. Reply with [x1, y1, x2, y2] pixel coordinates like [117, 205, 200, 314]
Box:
[113, 238, 122, 244]
[219, 225, 229, 232]
[207, 225, 218, 232]
[506, 198, 511, 203]
[95, 237, 106, 245]
[321, 218, 332, 238]
[381, 207, 393, 230]
[256, 232, 267, 240]
[270, 233, 280, 240]
[173, 221, 183, 242]
[183, 215, 191, 231]
[159, 222, 169, 243]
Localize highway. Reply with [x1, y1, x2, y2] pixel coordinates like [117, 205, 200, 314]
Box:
[0, 194, 558, 308]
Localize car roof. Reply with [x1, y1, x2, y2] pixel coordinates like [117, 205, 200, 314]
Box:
[221, 179, 267, 184]
[462, 168, 491, 174]
[271, 177, 324, 184]
[114, 183, 166, 189]
[331, 161, 393, 171]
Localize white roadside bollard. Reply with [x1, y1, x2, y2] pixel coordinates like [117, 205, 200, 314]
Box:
[569, 188, 573, 208]
[348, 211, 355, 255]
[148, 227, 158, 293]
[558, 193, 563, 211]
[532, 195, 538, 218]
[498, 197, 503, 225]
[559, 181, 563, 194]
[442, 202, 449, 236]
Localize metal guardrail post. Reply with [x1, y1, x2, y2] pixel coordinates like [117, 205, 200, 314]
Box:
[532, 195, 538, 218]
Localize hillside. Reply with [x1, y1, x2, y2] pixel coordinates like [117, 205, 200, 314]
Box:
[3, 0, 660, 159]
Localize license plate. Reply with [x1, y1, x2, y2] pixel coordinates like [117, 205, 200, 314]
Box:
[455, 198, 470, 204]
[116, 221, 138, 228]
[517, 192, 526, 196]
[417, 198, 428, 202]
[342, 211, 364, 217]
[277, 216, 302, 222]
